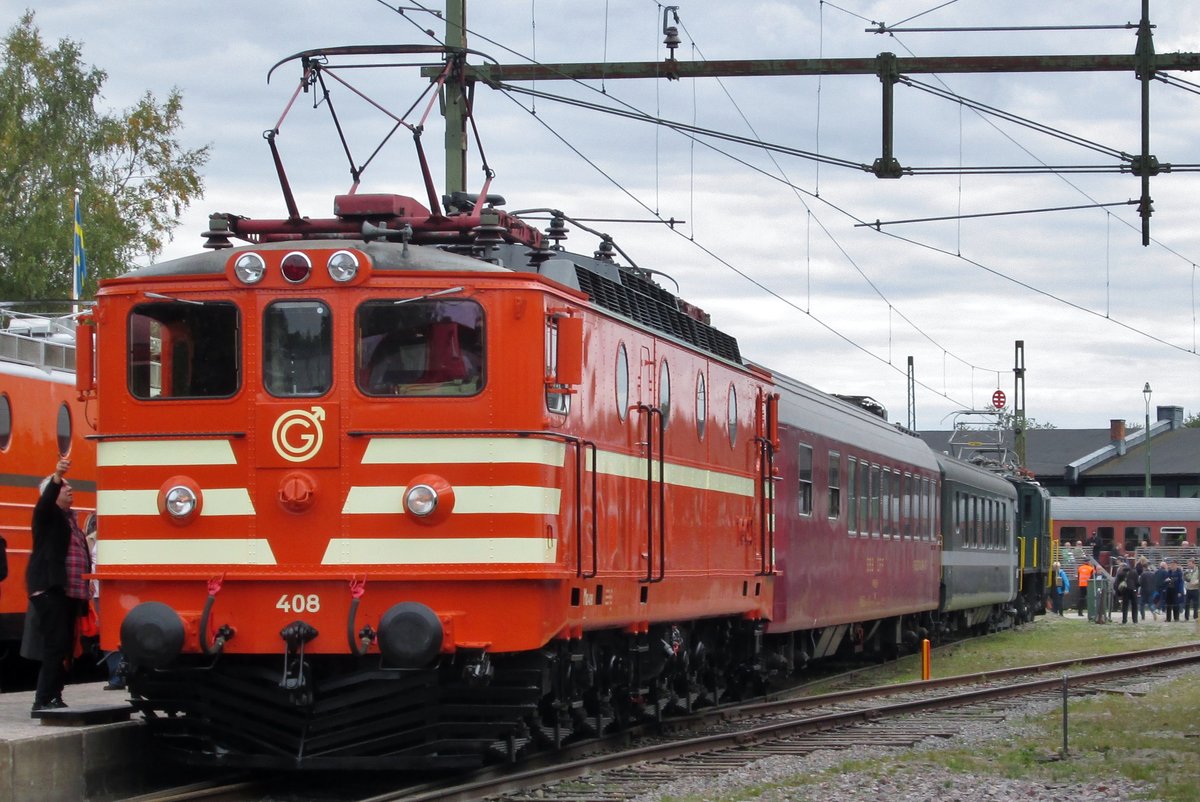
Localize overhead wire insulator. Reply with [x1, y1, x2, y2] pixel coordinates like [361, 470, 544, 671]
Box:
[663, 6, 681, 80]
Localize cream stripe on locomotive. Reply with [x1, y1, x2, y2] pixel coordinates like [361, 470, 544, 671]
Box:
[96, 538, 277, 565]
[362, 437, 567, 466]
[320, 537, 557, 565]
[343, 485, 562, 515]
[589, 449, 756, 497]
[97, 439, 238, 466]
[356, 438, 755, 499]
[96, 488, 255, 516]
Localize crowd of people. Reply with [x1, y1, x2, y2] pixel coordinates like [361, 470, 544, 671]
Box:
[1111, 553, 1199, 624]
[1056, 535, 1200, 625]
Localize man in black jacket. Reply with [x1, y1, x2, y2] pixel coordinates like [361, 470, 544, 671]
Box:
[27, 456, 85, 714]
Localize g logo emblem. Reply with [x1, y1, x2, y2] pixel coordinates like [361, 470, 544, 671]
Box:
[272, 407, 326, 463]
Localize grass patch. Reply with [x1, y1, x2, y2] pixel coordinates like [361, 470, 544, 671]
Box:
[884, 667, 1200, 801]
[815, 614, 1200, 689]
[749, 616, 1200, 802]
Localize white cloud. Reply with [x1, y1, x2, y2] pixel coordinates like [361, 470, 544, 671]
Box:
[16, 0, 1200, 428]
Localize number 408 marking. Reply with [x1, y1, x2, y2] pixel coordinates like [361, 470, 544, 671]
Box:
[276, 594, 321, 613]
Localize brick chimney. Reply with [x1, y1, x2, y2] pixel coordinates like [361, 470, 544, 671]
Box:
[1110, 419, 1127, 456]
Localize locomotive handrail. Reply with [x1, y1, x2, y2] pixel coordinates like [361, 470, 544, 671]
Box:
[578, 440, 599, 579]
[755, 435, 776, 577]
[636, 405, 667, 584]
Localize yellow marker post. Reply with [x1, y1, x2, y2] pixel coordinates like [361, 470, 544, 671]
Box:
[921, 638, 931, 680]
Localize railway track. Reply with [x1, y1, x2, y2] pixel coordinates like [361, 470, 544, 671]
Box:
[368, 642, 1200, 802]
[120, 642, 1200, 802]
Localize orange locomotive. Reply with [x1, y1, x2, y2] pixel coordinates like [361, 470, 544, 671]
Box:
[0, 312, 96, 644]
[85, 195, 777, 766]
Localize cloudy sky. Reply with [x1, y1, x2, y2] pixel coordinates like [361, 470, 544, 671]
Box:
[15, 1, 1200, 430]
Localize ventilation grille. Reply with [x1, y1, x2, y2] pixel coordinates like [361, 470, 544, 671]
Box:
[574, 267, 741, 362]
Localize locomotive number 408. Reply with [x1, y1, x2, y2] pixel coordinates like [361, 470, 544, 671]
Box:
[276, 594, 321, 613]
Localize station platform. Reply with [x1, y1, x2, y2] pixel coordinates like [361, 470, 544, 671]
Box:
[0, 682, 154, 802]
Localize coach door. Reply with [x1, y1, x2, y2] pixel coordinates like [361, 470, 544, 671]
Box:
[756, 390, 778, 576]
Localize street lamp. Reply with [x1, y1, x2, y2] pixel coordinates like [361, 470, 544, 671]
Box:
[1143, 382, 1152, 497]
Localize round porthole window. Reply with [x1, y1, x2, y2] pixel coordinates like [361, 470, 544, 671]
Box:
[728, 385, 738, 448]
[56, 402, 71, 455]
[659, 360, 671, 427]
[0, 394, 10, 450]
[615, 343, 629, 421]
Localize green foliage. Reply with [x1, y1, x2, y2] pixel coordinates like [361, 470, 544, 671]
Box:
[0, 11, 208, 300]
[1001, 411, 1057, 430]
[1183, 412, 1200, 429]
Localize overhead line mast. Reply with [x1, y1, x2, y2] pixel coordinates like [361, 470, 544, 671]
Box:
[433, 0, 1196, 245]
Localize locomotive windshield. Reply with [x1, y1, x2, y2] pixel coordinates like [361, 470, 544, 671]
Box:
[356, 299, 484, 396]
[263, 301, 333, 397]
[128, 301, 240, 399]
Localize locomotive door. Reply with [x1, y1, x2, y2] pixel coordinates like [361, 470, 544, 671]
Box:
[636, 345, 665, 583]
[252, 297, 341, 566]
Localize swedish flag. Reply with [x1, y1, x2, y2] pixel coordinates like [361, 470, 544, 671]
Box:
[73, 190, 87, 299]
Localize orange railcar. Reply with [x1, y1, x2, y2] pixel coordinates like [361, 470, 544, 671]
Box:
[89, 209, 776, 766]
[0, 314, 96, 643]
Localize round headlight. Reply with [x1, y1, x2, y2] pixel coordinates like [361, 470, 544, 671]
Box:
[164, 485, 197, 518]
[233, 253, 266, 284]
[327, 250, 359, 282]
[281, 252, 312, 283]
[405, 484, 438, 517]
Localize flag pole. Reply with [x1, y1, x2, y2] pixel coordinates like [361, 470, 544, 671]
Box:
[72, 188, 85, 316]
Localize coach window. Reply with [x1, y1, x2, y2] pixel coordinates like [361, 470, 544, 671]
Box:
[953, 492, 963, 541]
[727, 385, 738, 447]
[927, 479, 936, 540]
[695, 372, 707, 440]
[894, 473, 903, 537]
[1161, 526, 1186, 547]
[847, 458, 858, 533]
[901, 473, 912, 539]
[870, 465, 881, 537]
[881, 470, 892, 537]
[1125, 526, 1149, 551]
[986, 500, 994, 549]
[980, 499, 988, 548]
[357, 299, 483, 397]
[616, 343, 629, 420]
[828, 451, 841, 519]
[129, 301, 240, 399]
[798, 444, 813, 516]
[859, 460, 870, 536]
[0, 394, 10, 450]
[265, 301, 333, 397]
[919, 477, 929, 540]
[969, 494, 978, 546]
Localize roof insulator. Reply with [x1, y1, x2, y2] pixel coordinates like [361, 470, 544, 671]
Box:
[546, 215, 569, 250]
